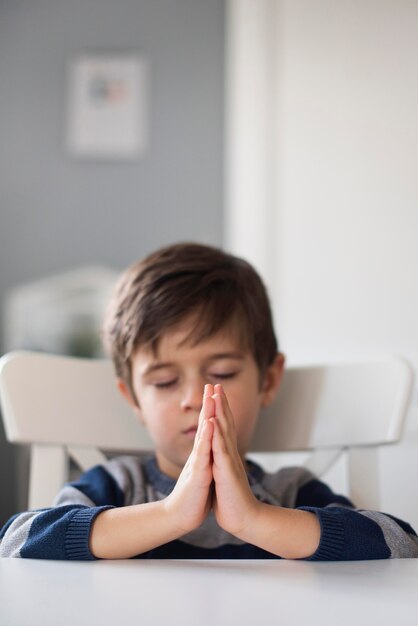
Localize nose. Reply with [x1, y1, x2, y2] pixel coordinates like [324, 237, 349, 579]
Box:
[180, 378, 205, 412]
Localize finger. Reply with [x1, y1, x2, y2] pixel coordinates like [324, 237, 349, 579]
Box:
[194, 386, 215, 448]
[210, 418, 226, 457]
[212, 393, 236, 453]
[205, 383, 215, 398]
[212, 394, 232, 456]
[213, 385, 236, 432]
[211, 416, 236, 462]
[214, 383, 224, 395]
[197, 384, 214, 427]
[193, 419, 214, 470]
[210, 417, 237, 478]
[211, 417, 248, 487]
[219, 386, 235, 425]
[196, 419, 214, 454]
[213, 396, 243, 468]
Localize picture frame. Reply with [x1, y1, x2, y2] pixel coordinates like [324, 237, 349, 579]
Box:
[67, 54, 149, 159]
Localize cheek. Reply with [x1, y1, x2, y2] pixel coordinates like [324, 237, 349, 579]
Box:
[137, 387, 171, 410]
[139, 392, 180, 433]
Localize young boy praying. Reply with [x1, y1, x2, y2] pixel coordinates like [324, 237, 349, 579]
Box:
[1, 242, 418, 560]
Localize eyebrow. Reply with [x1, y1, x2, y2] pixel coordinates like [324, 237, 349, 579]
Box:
[141, 352, 246, 377]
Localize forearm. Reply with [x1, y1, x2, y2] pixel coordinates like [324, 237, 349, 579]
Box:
[90, 499, 184, 559]
[0, 505, 112, 559]
[237, 503, 321, 560]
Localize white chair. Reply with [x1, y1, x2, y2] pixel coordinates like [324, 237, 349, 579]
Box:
[0, 350, 413, 510]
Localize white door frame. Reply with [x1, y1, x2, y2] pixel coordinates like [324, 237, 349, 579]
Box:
[224, 0, 277, 296]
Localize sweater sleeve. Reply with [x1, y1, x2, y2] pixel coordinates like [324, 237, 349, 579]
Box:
[0, 463, 125, 560]
[295, 477, 418, 561]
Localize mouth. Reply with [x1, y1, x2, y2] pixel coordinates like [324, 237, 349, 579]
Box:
[182, 426, 198, 440]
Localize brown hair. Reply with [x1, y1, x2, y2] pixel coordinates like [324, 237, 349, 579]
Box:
[102, 242, 278, 393]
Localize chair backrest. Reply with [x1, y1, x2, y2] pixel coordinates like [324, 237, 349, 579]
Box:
[0, 350, 413, 510]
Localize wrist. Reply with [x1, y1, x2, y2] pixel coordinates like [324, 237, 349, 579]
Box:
[90, 500, 183, 559]
[221, 496, 264, 540]
[234, 500, 267, 543]
[235, 503, 321, 559]
[162, 493, 199, 536]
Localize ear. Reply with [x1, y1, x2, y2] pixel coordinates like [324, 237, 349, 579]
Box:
[260, 353, 286, 407]
[116, 378, 145, 424]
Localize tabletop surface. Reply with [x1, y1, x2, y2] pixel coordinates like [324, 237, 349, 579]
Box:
[1, 557, 418, 626]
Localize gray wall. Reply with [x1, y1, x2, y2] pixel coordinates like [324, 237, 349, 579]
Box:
[0, 0, 225, 524]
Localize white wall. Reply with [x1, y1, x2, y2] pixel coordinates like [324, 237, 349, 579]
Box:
[226, 0, 418, 528]
[275, 0, 418, 380]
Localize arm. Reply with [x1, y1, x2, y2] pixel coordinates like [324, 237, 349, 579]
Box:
[209, 386, 320, 558]
[89, 500, 182, 559]
[210, 385, 418, 560]
[91, 389, 216, 559]
[1, 388, 216, 560]
[0, 477, 116, 560]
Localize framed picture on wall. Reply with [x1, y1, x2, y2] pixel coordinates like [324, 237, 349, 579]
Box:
[67, 54, 149, 159]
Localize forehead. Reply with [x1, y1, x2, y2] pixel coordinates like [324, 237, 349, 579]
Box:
[133, 320, 249, 368]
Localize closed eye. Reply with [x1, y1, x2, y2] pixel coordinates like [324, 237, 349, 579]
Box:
[210, 372, 237, 380]
[154, 379, 177, 389]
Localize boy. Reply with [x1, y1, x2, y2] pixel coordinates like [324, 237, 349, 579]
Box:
[1, 242, 418, 560]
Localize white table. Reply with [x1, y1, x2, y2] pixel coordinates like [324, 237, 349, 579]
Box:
[1, 558, 417, 626]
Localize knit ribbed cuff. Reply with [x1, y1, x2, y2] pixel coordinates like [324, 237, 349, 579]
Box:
[65, 506, 114, 560]
[298, 507, 345, 561]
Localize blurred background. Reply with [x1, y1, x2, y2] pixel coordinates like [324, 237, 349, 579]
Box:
[0, 0, 224, 523]
[1, 0, 418, 529]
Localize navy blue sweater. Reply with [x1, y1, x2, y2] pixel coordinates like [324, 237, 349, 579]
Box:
[1, 455, 418, 560]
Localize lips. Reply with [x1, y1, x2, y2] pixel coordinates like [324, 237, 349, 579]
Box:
[183, 425, 198, 439]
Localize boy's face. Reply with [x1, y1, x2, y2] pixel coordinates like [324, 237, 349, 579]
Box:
[118, 319, 284, 479]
